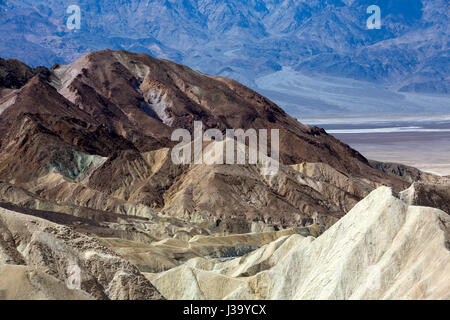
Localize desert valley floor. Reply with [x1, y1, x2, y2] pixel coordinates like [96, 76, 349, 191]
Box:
[304, 116, 450, 176]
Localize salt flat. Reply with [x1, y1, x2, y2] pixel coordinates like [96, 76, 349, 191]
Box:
[303, 116, 450, 176]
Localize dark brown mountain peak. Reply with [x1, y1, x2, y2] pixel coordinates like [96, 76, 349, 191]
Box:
[21, 49, 405, 189]
[0, 50, 411, 238]
[0, 58, 50, 91]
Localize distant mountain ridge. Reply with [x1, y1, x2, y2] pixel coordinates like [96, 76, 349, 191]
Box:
[0, 0, 448, 109]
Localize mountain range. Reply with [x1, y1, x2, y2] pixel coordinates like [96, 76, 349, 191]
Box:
[0, 0, 449, 300]
[0, 0, 448, 116]
[0, 49, 409, 233]
[0, 49, 449, 300]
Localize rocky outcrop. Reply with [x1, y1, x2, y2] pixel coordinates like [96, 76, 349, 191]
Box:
[0, 207, 164, 300]
[401, 182, 450, 214]
[150, 187, 450, 300]
[290, 162, 377, 212]
[369, 160, 442, 184]
[0, 58, 49, 91]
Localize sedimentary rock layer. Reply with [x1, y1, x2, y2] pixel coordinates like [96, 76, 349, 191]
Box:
[0, 207, 163, 300]
[150, 187, 450, 300]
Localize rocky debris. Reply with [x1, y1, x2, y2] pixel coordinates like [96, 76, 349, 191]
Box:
[400, 182, 450, 214]
[150, 187, 450, 300]
[0, 207, 164, 300]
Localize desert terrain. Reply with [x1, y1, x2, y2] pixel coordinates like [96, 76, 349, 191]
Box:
[0, 51, 448, 300]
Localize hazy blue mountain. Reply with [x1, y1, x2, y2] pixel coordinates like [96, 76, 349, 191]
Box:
[0, 0, 448, 115]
